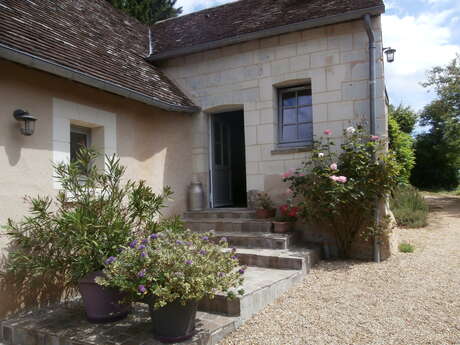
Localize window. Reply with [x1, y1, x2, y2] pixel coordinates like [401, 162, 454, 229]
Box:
[278, 85, 313, 147]
[70, 125, 91, 162]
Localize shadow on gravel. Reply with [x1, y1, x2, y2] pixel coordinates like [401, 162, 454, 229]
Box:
[314, 259, 370, 272]
[425, 195, 460, 219]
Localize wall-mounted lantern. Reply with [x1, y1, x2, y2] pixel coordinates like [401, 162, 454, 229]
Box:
[383, 47, 396, 63]
[13, 109, 37, 136]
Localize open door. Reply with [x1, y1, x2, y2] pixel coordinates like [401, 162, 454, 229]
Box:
[210, 111, 247, 208]
[211, 116, 233, 207]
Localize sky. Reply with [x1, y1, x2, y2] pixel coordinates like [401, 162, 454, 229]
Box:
[175, 0, 460, 112]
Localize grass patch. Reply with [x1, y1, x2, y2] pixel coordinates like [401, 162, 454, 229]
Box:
[399, 242, 415, 253]
[391, 185, 429, 228]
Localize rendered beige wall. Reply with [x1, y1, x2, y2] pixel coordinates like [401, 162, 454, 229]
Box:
[160, 17, 387, 205]
[0, 59, 193, 318]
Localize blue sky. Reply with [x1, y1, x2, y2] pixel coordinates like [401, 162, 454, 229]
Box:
[176, 0, 460, 112]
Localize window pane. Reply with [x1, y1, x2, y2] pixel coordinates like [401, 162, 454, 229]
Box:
[298, 89, 312, 106]
[222, 126, 229, 166]
[298, 106, 312, 123]
[283, 125, 297, 142]
[299, 123, 313, 141]
[70, 132, 88, 162]
[214, 142, 222, 165]
[283, 108, 297, 124]
[214, 122, 221, 144]
[282, 92, 296, 107]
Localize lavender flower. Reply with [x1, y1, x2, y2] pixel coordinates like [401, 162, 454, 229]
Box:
[220, 237, 227, 243]
[129, 240, 138, 248]
[176, 240, 184, 245]
[185, 259, 193, 265]
[185, 241, 192, 246]
[141, 238, 149, 245]
[201, 236, 209, 241]
[174, 272, 184, 278]
[218, 272, 225, 277]
[199, 249, 207, 255]
[150, 234, 159, 240]
[238, 268, 245, 275]
[137, 269, 146, 278]
[231, 255, 238, 260]
[231, 247, 237, 252]
[140, 251, 146, 258]
[138, 285, 147, 293]
[138, 244, 146, 250]
[105, 256, 116, 265]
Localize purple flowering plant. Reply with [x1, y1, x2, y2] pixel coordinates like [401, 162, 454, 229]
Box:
[282, 126, 399, 258]
[97, 229, 245, 309]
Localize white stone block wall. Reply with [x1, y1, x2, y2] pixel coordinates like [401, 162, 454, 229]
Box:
[161, 16, 386, 204]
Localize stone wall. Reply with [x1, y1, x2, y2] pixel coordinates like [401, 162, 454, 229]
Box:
[160, 16, 387, 205]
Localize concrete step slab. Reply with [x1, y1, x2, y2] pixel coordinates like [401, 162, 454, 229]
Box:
[214, 232, 293, 249]
[198, 266, 303, 320]
[184, 208, 256, 220]
[184, 218, 272, 233]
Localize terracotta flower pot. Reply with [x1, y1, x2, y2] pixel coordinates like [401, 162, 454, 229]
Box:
[147, 298, 197, 343]
[272, 221, 293, 233]
[78, 271, 131, 323]
[255, 208, 276, 219]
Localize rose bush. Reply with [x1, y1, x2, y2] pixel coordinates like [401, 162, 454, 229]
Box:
[97, 229, 245, 309]
[283, 126, 400, 258]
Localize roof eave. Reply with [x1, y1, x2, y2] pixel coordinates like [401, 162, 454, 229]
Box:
[0, 43, 200, 113]
[147, 5, 385, 62]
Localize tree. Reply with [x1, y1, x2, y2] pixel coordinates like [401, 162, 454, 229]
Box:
[388, 111, 415, 184]
[107, 0, 182, 24]
[410, 54, 460, 189]
[388, 103, 418, 134]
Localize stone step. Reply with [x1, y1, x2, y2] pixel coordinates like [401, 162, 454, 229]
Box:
[184, 208, 257, 219]
[214, 232, 293, 250]
[184, 218, 272, 233]
[231, 246, 321, 272]
[198, 266, 304, 320]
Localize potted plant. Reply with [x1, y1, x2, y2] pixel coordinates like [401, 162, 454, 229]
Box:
[97, 229, 245, 342]
[5, 148, 173, 323]
[273, 204, 298, 233]
[254, 192, 276, 219]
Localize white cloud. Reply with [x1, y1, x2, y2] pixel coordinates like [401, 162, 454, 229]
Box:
[176, 0, 234, 14]
[383, 11, 460, 110]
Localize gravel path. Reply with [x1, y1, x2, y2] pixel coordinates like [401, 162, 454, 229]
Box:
[220, 195, 460, 345]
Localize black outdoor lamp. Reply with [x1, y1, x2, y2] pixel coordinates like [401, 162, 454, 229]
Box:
[13, 109, 37, 136]
[383, 47, 396, 63]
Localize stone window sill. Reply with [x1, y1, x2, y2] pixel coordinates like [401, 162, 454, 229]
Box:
[271, 145, 312, 155]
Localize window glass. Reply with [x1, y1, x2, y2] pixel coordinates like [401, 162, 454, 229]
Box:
[70, 126, 90, 162]
[282, 92, 297, 107]
[278, 85, 313, 146]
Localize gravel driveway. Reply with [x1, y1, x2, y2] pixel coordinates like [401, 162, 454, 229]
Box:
[220, 195, 460, 345]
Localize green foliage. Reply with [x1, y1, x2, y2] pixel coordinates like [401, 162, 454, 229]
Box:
[411, 54, 460, 190]
[283, 126, 400, 258]
[4, 148, 172, 288]
[390, 185, 428, 228]
[388, 103, 418, 134]
[388, 113, 415, 184]
[97, 229, 245, 309]
[399, 242, 415, 253]
[107, 0, 182, 24]
[255, 192, 274, 210]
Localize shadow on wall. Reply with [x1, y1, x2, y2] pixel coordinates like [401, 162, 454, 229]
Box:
[0, 248, 70, 319]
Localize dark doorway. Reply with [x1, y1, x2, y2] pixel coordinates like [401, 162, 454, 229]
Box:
[210, 110, 247, 208]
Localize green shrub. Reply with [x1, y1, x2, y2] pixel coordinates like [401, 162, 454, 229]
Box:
[391, 185, 428, 228]
[399, 242, 415, 253]
[388, 115, 415, 184]
[4, 148, 172, 289]
[283, 126, 400, 258]
[97, 229, 245, 309]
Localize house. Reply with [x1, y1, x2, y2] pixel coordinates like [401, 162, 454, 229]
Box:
[0, 0, 390, 318]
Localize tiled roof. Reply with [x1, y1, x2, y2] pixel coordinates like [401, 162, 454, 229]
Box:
[149, 0, 384, 60]
[0, 0, 198, 112]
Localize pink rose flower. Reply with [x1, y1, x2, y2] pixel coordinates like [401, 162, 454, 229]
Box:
[337, 176, 347, 183]
[329, 175, 339, 182]
[330, 163, 338, 170]
[324, 129, 332, 135]
[286, 188, 293, 194]
[371, 135, 379, 141]
[281, 168, 294, 179]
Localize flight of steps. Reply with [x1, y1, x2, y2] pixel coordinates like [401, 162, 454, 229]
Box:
[183, 208, 321, 322]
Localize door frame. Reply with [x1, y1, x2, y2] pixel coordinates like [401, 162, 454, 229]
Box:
[208, 108, 244, 209]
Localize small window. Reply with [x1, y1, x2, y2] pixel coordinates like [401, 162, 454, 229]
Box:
[70, 125, 91, 162]
[278, 86, 313, 147]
